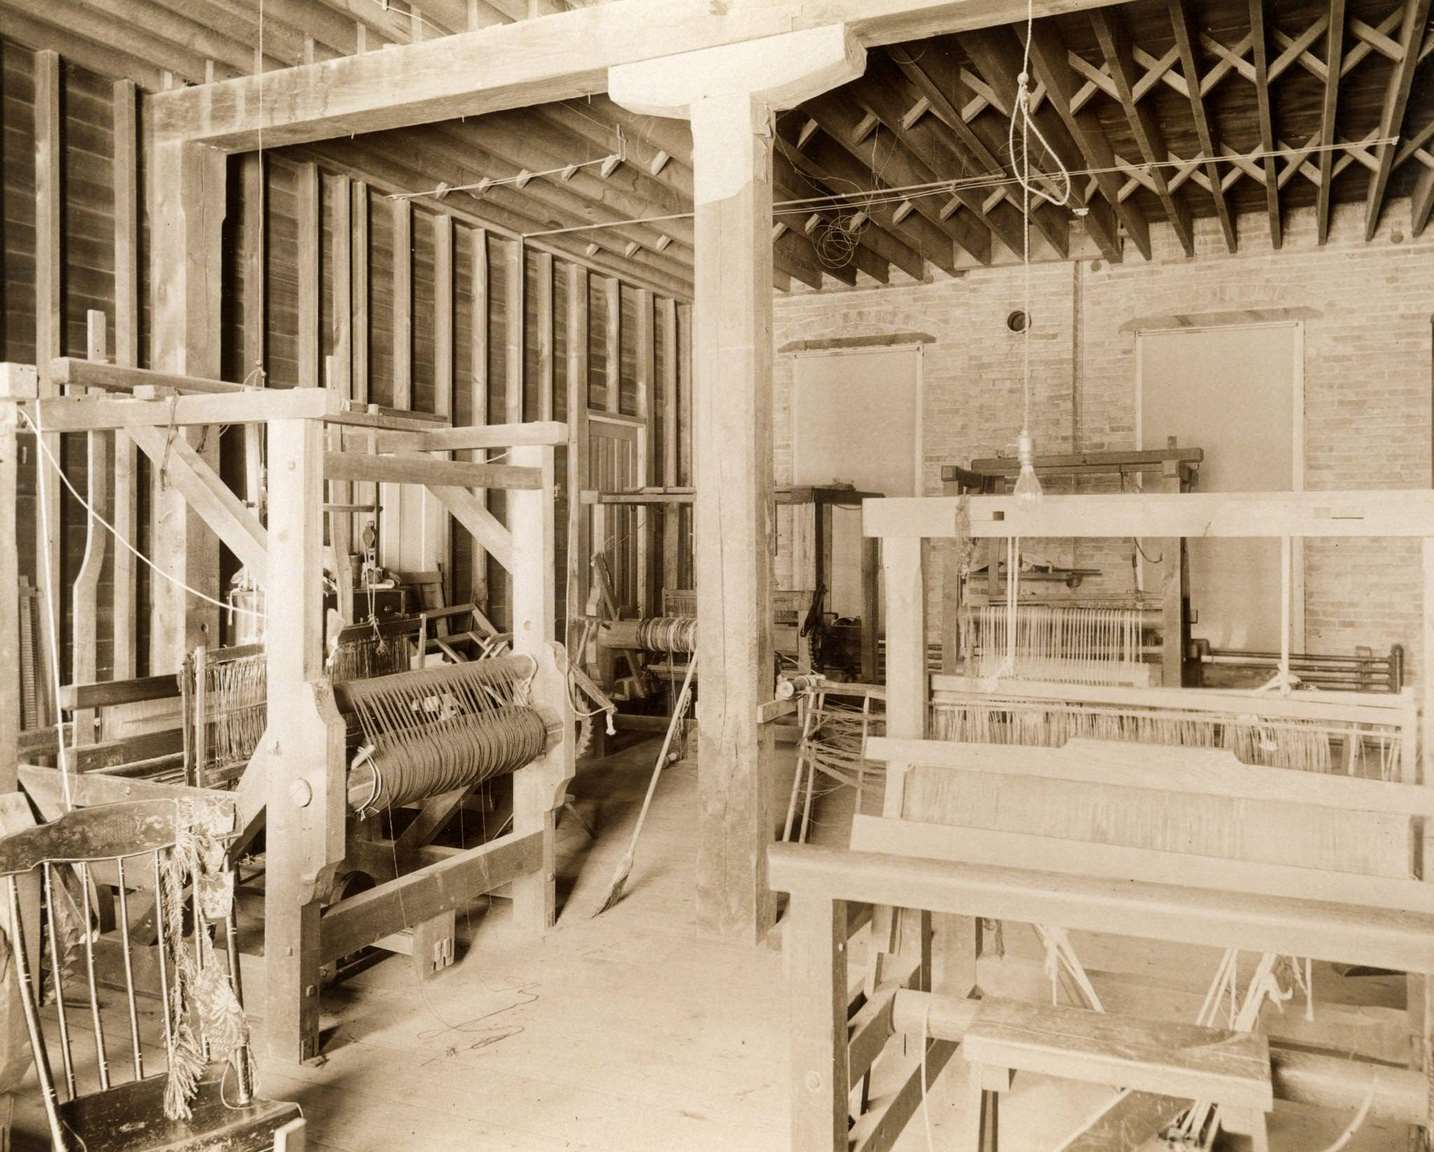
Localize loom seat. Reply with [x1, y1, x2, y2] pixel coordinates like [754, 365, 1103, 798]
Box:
[54, 1065, 302, 1152]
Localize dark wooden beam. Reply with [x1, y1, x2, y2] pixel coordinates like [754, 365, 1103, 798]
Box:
[892, 48, 1068, 256]
[1316, 0, 1347, 243]
[1248, 0, 1283, 249]
[1024, 21, 1152, 259]
[1364, 0, 1433, 239]
[1412, 165, 1434, 236]
[776, 122, 959, 276]
[774, 154, 926, 281]
[852, 56, 1029, 258]
[1091, 8, 1195, 256]
[960, 25, 1123, 261]
[1167, 0, 1238, 252]
[804, 91, 993, 265]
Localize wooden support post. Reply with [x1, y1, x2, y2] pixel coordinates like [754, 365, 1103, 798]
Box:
[392, 196, 413, 410]
[112, 80, 140, 680]
[506, 238, 525, 424]
[566, 264, 591, 653]
[611, 24, 865, 940]
[660, 297, 680, 594]
[786, 894, 849, 1152]
[297, 162, 321, 387]
[332, 174, 353, 401]
[861, 534, 880, 684]
[432, 213, 455, 604]
[678, 302, 693, 588]
[72, 313, 111, 743]
[535, 251, 554, 421]
[508, 444, 575, 933]
[1157, 458, 1185, 687]
[35, 49, 62, 703]
[603, 276, 621, 416]
[634, 288, 653, 616]
[241, 152, 267, 514]
[351, 182, 370, 406]
[0, 366, 37, 791]
[259, 417, 344, 1063]
[470, 228, 491, 610]
[148, 138, 227, 670]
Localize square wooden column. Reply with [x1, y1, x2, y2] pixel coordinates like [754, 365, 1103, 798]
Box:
[147, 139, 226, 670]
[611, 26, 865, 940]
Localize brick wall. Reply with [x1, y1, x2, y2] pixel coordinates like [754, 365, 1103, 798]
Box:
[773, 200, 1434, 682]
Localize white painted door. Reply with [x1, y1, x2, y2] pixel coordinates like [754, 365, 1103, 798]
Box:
[1138, 323, 1302, 651]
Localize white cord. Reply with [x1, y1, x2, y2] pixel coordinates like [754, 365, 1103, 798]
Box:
[920, 999, 936, 1152]
[19, 407, 265, 620]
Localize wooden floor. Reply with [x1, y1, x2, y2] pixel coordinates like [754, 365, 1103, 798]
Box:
[10, 736, 1410, 1149]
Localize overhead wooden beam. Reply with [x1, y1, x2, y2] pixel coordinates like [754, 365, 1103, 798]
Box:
[1316, 0, 1347, 243]
[1022, 23, 1150, 259]
[891, 49, 1068, 257]
[1247, 0, 1283, 249]
[325, 452, 543, 490]
[849, 58, 1027, 259]
[0, 8, 163, 91]
[1167, 0, 1238, 252]
[804, 91, 992, 265]
[774, 155, 922, 281]
[960, 27, 1123, 262]
[1363, 0, 1433, 239]
[150, 0, 1134, 151]
[1091, 9, 1195, 256]
[1413, 165, 1434, 236]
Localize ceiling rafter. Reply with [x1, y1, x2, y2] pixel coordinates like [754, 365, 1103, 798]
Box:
[803, 91, 993, 265]
[1026, 21, 1153, 258]
[960, 26, 1122, 260]
[776, 123, 961, 277]
[890, 50, 1068, 254]
[774, 151, 927, 281]
[1363, 0, 1433, 238]
[1091, 7, 1194, 256]
[1167, 0, 1238, 251]
[1316, 0, 1347, 243]
[1248, 0, 1283, 248]
[852, 56, 1029, 259]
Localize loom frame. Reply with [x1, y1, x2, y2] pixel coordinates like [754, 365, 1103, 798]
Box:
[0, 359, 575, 1065]
[771, 485, 1434, 1152]
[581, 483, 882, 684]
[940, 444, 1201, 685]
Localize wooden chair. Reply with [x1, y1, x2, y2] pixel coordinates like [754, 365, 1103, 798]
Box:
[0, 798, 305, 1151]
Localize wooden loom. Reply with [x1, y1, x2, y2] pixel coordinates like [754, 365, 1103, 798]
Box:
[0, 358, 575, 1065]
[771, 485, 1434, 1152]
[942, 444, 1201, 686]
[581, 484, 882, 689]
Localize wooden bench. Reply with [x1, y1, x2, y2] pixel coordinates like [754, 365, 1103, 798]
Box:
[960, 1000, 1272, 1151]
[769, 736, 1434, 1152]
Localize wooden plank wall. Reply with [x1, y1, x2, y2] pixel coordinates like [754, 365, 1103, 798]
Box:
[0, 39, 695, 699]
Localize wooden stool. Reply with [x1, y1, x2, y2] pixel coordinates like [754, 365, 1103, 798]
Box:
[960, 1000, 1273, 1152]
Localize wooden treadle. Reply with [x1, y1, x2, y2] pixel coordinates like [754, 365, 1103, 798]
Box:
[962, 999, 1273, 1111]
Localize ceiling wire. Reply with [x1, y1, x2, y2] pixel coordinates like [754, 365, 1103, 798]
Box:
[509, 136, 1398, 240]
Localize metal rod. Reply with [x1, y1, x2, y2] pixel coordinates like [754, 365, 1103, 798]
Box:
[115, 856, 144, 1079]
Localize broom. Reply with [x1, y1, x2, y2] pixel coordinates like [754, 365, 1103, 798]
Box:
[594, 650, 698, 915]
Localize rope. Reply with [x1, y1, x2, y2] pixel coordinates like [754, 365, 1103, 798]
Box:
[29, 402, 72, 810]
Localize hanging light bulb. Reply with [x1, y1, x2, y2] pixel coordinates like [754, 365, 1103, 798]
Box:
[1013, 429, 1043, 504]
